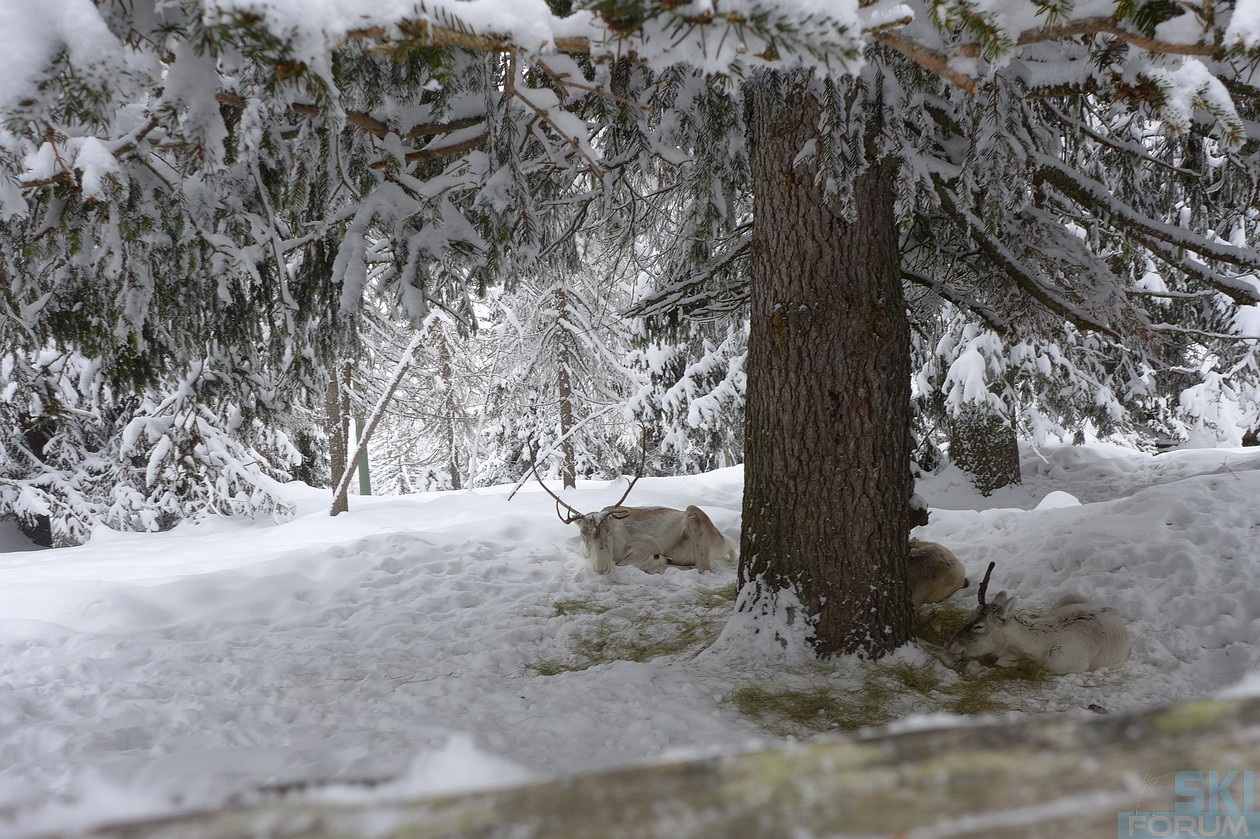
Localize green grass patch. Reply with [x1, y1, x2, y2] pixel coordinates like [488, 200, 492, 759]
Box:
[889, 660, 943, 694]
[727, 653, 1056, 737]
[943, 655, 1051, 714]
[527, 659, 572, 677]
[569, 613, 723, 667]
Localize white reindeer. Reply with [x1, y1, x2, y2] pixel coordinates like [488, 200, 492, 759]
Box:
[908, 538, 969, 605]
[945, 562, 1132, 674]
[527, 453, 735, 575]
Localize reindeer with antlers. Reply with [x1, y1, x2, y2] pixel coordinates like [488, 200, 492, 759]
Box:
[526, 447, 736, 575]
[944, 562, 1132, 674]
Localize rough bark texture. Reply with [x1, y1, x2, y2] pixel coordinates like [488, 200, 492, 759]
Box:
[69, 697, 1260, 839]
[949, 402, 1021, 496]
[740, 76, 913, 658]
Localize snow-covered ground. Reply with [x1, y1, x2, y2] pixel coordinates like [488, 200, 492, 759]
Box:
[2, 443, 1259, 837]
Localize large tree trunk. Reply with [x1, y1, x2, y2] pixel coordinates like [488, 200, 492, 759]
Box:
[740, 75, 913, 659]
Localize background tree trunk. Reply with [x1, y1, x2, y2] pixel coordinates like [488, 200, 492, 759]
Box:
[739, 75, 913, 658]
[554, 285, 577, 490]
[438, 340, 463, 490]
[330, 333, 424, 516]
[949, 403, 1021, 495]
[326, 364, 351, 516]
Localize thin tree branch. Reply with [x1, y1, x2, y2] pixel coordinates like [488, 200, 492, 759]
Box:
[872, 31, 977, 93]
[1034, 157, 1260, 304]
[901, 268, 1011, 335]
[1147, 322, 1260, 341]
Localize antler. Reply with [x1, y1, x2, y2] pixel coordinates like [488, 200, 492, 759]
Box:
[527, 447, 584, 524]
[977, 561, 997, 607]
[608, 432, 649, 510]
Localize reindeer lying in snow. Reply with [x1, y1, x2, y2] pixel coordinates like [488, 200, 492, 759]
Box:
[528, 454, 735, 575]
[945, 562, 1132, 674]
[908, 538, 969, 605]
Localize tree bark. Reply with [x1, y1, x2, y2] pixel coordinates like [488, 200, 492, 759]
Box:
[949, 403, 1021, 495]
[740, 75, 913, 659]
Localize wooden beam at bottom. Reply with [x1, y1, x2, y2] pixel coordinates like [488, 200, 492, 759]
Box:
[73, 697, 1260, 839]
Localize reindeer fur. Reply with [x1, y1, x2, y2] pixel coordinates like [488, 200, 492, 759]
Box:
[908, 538, 969, 605]
[578, 505, 735, 575]
[946, 591, 1132, 674]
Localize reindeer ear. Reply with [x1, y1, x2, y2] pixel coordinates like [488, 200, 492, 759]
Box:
[992, 592, 1016, 616]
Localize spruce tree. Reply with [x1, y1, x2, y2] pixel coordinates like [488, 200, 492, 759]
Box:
[5, 2, 1260, 657]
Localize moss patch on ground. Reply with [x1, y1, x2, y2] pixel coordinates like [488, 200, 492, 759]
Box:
[534, 586, 1096, 736]
[728, 602, 1058, 736]
[528, 580, 739, 675]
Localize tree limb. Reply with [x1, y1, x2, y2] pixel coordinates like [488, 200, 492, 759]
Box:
[902, 268, 1011, 335]
[933, 177, 1122, 337]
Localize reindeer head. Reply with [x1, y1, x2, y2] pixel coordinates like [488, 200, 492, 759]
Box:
[570, 508, 626, 543]
[944, 562, 1017, 663]
[526, 443, 644, 574]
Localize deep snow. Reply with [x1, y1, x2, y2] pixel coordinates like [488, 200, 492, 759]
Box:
[2, 442, 1259, 837]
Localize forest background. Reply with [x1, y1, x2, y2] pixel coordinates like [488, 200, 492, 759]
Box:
[3, 0, 1260, 658]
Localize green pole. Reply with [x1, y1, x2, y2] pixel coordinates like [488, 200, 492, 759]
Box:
[355, 415, 372, 496]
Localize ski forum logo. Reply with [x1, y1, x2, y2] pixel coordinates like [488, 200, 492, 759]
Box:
[1120, 771, 1260, 837]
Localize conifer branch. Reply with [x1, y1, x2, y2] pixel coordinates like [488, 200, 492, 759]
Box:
[215, 93, 485, 143]
[625, 229, 751, 318]
[879, 14, 1220, 94]
[1127, 231, 1260, 305]
[901, 268, 1010, 335]
[1003, 16, 1217, 57]
[1124, 288, 1219, 301]
[1042, 104, 1204, 178]
[1034, 154, 1260, 301]
[933, 178, 1121, 337]
[872, 31, 977, 93]
[1147, 322, 1260, 341]
[534, 59, 650, 113]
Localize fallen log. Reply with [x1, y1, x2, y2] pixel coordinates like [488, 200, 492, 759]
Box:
[72, 696, 1260, 839]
